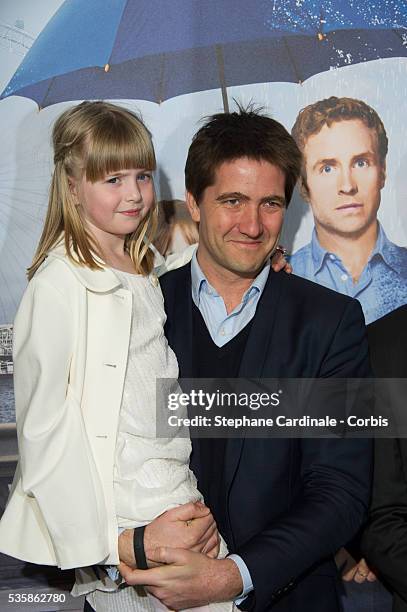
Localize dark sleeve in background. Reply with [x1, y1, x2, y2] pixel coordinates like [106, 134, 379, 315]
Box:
[361, 438, 407, 608]
[361, 305, 407, 610]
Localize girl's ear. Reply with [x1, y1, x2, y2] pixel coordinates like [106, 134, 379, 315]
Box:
[68, 177, 78, 198]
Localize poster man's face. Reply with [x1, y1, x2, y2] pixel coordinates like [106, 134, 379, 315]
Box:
[303, 119, 385, 238]
[186, 157, 286, 279]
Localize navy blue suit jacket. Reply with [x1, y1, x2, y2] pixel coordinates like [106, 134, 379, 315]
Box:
[160, 264, 372, 612]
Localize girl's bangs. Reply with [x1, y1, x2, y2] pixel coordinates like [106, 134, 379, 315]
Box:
[84, 121, 156, 182]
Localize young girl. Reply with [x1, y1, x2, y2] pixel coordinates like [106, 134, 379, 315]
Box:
[0, 101, 233, 612]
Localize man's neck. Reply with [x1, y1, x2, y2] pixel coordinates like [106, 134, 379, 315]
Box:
[196, 253, 256, 315]
[316, 221, 378, 283]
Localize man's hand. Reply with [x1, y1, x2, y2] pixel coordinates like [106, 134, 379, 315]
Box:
[343, 558, 377, 583]
[271, 247, 292, 274]
[119, 548, 243, 609]
[118, 501, 219, 568]
[336, 548, 377, 583]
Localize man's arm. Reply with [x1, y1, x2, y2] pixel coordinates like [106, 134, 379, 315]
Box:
[233, 299, 372, 609]
[235, 437, 371, 608]
[119, 549, 243, 609]
[120, 429, 370, 610]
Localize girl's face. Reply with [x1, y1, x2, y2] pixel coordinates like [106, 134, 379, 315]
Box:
[72, 168, 154, 247]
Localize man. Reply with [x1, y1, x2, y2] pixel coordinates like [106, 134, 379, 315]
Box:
[290, 96, 407, 325]
[290, 97, 401, 611]
[120, 108, 372, 611]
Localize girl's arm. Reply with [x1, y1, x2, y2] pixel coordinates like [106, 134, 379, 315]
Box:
[13, 274, 109, 569]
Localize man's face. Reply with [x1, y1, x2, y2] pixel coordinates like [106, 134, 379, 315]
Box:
[186, 157, 286, 280]
[303, 119, 385, 238]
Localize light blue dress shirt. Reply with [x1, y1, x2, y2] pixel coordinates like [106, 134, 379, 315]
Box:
[191, 252, 271, 599]
[290, 224, 407, 324]
[191, 251, 270, 347]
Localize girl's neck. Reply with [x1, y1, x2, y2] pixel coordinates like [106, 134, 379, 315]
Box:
[87, 222, 135, 273]
[103, 252, 136, 274]
[99, 244, 136, 273]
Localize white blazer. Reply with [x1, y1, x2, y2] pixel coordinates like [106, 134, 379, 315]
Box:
[0, 244, 189, 570]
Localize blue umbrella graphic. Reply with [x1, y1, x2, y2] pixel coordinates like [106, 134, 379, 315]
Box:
[1, 0, 406, 111]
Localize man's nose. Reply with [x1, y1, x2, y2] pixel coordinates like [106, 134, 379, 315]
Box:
[238, 205, 262, 238]
[338, 167, 357, 195]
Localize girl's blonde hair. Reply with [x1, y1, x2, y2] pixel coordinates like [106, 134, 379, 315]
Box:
[28, 101, 157, 279]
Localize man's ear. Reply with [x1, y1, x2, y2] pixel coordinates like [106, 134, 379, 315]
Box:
[185, 191, 200, 223]
[299, 178, 311, 204]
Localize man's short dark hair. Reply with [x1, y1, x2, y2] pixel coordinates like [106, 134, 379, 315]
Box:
[185, 106, 302, 205]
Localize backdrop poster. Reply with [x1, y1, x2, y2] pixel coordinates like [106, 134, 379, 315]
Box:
[0, 0, 407, 402]
[0, 0, 406, 608]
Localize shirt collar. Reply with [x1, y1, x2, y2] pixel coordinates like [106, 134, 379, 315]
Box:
[310, 222, 397, 274]
[191, 250, 270, 306]
[310, 229, 331, 274]
[371, 223, 399, 272]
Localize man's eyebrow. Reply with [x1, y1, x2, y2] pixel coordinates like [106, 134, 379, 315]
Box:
[312, 157, 337, 171]
[215, 192, 286, 206]
[312, 151, 377, 171]
[351, 150, 376, 162]
[215, 191, 249, 201]
[260, 195, 286, 206]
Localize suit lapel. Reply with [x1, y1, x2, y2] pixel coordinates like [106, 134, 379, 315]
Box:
[170, 264, 194, 379]
[240, 268, 283, 377]
[223, 269, 284, 492]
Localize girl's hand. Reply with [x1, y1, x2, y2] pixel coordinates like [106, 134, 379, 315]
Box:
[202, 529, 221, 558]
[271, 246, 292, 274]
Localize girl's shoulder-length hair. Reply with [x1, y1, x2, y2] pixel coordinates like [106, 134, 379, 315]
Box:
[28, 101, 157, 280]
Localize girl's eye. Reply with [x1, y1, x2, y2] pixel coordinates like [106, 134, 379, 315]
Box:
[137, 173, 152, 182]
[106, 177, 120, 184]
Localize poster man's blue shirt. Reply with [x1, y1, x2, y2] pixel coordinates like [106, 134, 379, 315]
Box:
[290, 224, 407, 324]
